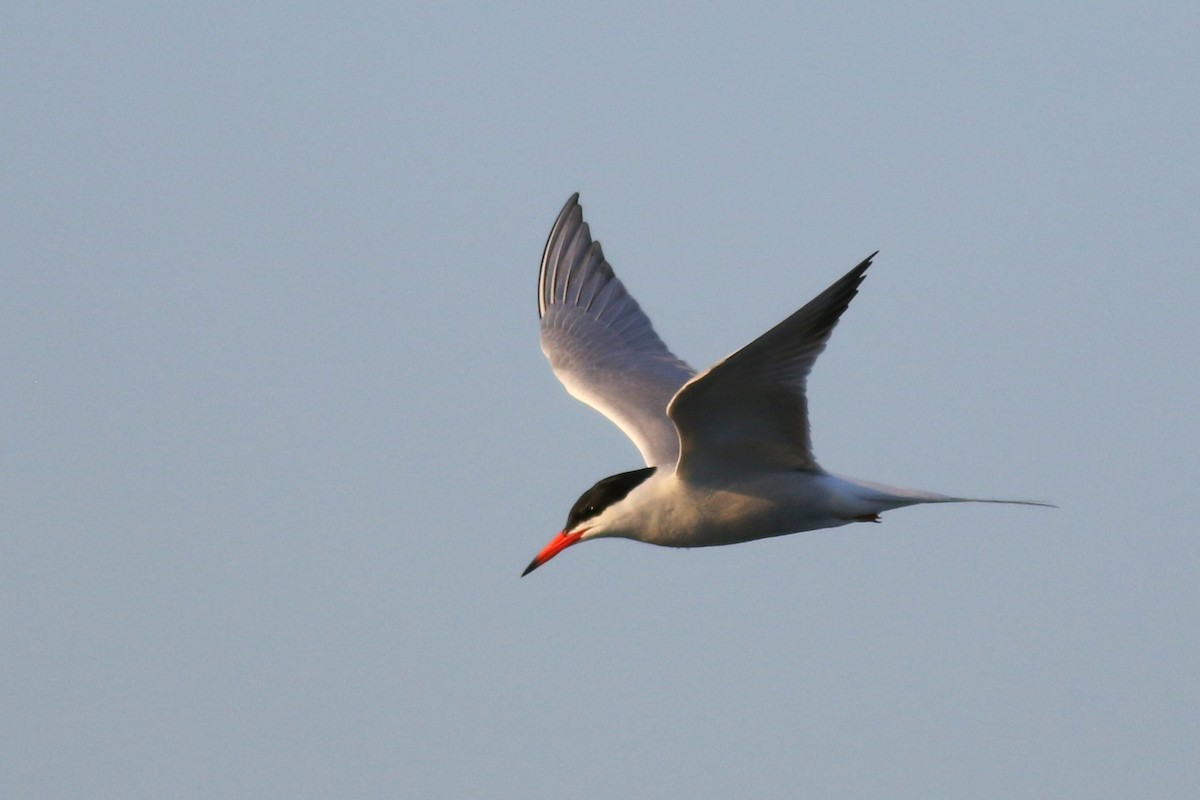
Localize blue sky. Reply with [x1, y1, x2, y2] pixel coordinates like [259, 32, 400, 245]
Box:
[4, 3, 1198, 798]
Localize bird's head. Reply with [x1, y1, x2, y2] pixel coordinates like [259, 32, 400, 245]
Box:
[521, 466, 657, 576]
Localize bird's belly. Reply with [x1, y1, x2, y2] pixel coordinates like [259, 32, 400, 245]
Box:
[638, 472, 865, 548]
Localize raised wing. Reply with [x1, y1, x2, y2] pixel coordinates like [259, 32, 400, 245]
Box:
[667, 253, 875, 477]
[539, 194, 696, 467]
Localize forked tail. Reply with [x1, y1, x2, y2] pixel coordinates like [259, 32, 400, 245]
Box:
[841, 475, 1056, 510]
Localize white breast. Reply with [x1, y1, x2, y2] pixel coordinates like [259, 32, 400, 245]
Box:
[609, 471, 878, 549]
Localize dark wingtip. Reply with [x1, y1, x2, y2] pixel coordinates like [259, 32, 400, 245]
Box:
[537, 192, 585, 319]
[838, 250, 877, 299]
[853, 250, 878, 277]
[520, 558, 540, 578]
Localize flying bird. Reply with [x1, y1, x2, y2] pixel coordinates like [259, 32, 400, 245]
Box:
[523, 194, 1050, 576]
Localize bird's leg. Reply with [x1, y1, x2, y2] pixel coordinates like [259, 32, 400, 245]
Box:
[854, 513, 881, 523]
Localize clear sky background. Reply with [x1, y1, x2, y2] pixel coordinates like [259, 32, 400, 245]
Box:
[4, 3, 1197, 798]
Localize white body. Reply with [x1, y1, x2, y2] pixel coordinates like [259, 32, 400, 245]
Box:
[592, 469, 955, 548]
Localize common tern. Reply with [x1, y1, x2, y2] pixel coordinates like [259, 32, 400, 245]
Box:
[522, 194, 1050, 576]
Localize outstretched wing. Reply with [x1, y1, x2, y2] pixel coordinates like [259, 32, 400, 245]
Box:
[667, 253, 875, 477]
[539, 194, 695, 467]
